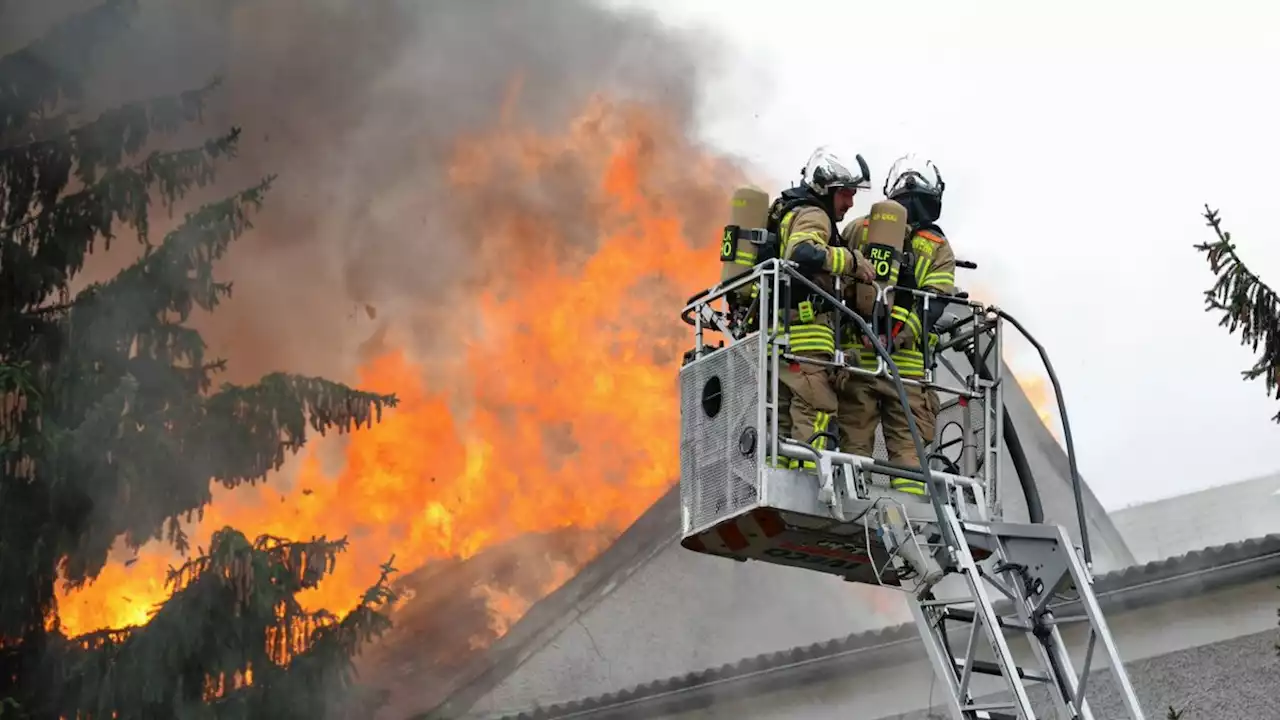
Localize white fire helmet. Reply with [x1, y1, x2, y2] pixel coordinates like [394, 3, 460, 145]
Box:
[802, 146, 871, 196]
[883, 153, 945, 202]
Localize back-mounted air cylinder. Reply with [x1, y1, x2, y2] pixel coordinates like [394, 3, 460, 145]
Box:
[720, 185, 771, 293]
[854, 198, 909, 317]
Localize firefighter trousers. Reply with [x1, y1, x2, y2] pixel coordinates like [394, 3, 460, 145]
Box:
[777, 358, 838, 470]
[772, 311, 840, 470]
[837, 374, 940, 495]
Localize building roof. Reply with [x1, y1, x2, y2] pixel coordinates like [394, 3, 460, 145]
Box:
[1109, 470, 1280, 565]
[483, 533, 1280, 720]
[377, 487, 684, 720]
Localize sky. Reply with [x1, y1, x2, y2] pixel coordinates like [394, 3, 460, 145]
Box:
[612, 0, 1280, 510]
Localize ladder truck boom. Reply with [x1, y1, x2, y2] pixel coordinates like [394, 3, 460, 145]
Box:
[676, 258, 1145, 720]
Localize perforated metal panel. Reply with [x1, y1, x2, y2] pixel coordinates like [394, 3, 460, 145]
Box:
[679, 338, 995, 526]
[678, 335, 763, 534]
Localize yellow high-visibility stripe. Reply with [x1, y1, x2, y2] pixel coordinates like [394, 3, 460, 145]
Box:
[890, 306, 923, 340]
[790, 323, 836, 354]
[891, 477, 927, 496]
[811, 411, 831, 450]
[923, 271, 954, 288]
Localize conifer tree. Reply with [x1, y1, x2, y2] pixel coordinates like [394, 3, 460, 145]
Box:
[1, 2, 400, 717]
[1197, 205, 1280, 423]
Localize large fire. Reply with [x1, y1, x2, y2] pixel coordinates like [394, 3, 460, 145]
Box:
[54, 90, 738, 641]
[53, 82, 1058, 651]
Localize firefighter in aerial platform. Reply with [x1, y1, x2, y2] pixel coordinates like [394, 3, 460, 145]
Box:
[768, 147, 876, 468]
[838, 153, 957, 496]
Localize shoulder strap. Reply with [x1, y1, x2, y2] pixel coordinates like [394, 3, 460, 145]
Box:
[767, 187, 836, 238]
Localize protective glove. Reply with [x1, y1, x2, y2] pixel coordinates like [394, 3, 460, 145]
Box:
[853, 252, 876, 283]
[791, 243, 827, 275]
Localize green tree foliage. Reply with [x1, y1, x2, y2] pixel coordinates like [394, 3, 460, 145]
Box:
[1, 2, 400, 716]
[1196, 205, 1280, 423]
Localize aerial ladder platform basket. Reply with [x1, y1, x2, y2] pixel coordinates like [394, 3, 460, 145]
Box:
[677, 256, 1146, 720]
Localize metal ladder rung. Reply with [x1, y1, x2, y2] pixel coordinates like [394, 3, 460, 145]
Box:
[943, 607, 1031, 632]
[953, 658, 1050, 684]
[966, 703, 1017, 712]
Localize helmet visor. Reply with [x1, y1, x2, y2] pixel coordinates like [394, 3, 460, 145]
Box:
[806, 149, 872, 194]
[884, 155, 942, 198]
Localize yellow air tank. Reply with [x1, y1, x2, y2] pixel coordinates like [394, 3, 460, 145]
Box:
[719, 185, 771, 301]
[853, 198, 909, 319]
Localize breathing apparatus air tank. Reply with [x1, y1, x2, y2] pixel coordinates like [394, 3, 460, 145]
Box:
[853, 199, 909, 328]
[719, 185, 772, 307]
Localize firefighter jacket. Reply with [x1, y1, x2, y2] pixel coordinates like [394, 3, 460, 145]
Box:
[778, 204, 869, 357]
[839, 217, 957, 377]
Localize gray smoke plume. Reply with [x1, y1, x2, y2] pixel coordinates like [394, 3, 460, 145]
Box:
[6, 0, 724, 384]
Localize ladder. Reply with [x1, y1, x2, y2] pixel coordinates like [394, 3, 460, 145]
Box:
[889, 504, 1145, 719]
[677, 258, 1147, 720]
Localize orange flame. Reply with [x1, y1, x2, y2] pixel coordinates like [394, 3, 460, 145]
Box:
[1014, 372, 1061, 443]
[55, 92, 739, 643]
[953, 286, 1061, 444]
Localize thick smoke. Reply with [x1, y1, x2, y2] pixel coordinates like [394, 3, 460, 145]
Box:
[6, 0, 723, 384]
[213, 0, 716, 387]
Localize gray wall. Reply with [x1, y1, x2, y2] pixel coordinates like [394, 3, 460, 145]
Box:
[468, 537, 913, 717]
[658, 628, 1280, 720]
[650, 574, 1280, 720]
[881, 628, 1280, 720]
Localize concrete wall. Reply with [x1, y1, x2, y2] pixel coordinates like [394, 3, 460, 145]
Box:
[657, 628, 1280, 720]
[653, 574, 1280, 720]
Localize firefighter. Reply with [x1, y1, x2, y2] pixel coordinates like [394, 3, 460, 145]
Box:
[771, 146, 876, 469]
[837, 153, 957, 495]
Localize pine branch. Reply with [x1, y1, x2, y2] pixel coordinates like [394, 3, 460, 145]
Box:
[0, 360, 40, 478]
[213, 555, 401, 719]
[202, 374, 399, 490]
[0, 77, 221, 155]
[0, 76, 224, 230]
[62, 175, 271, 344]
[21, 177, 391, 590]
[1, 126, 242, 316]
[1196, 204, 1280, 422]
[0, 0, 139, 137]
[46, 530, 398, 720]
[49, 369, 397, 588]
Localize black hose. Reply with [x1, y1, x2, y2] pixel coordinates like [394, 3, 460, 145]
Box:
[805, 430, 842, 450]
[993, 309, 1091, 567]
[1003, 405, 1045, 525]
